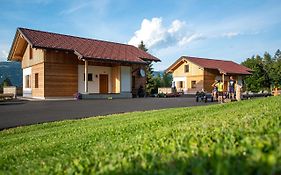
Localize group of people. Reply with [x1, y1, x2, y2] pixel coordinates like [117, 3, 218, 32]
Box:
[212, 76, 241, 103]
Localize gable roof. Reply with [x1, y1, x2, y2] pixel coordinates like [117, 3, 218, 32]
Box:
[8, 28, 160, 64]
[166, 56, 252, 75]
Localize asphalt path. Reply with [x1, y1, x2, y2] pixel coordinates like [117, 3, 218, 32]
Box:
[0, 97, 213, 130]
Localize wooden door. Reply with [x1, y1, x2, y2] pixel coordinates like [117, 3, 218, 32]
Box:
[99, 74, 108, 93]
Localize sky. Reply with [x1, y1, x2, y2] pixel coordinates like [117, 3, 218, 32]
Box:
[0, 0, 281, 71]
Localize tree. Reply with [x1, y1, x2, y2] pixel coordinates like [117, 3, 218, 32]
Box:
[153, 72, 173, 94]
[138, 41, 156, 95]
[1, 77, 12, 87]
[242, 55, 269, 92]
[273, 49, 281, 61]
[145, 62, 156, 95]
[138, 41, 148, 52]
[162, 73, 172, 87]
[262, 52, 273, 88]
[242, 49, 281, 91]
[272, 49, 281, 87]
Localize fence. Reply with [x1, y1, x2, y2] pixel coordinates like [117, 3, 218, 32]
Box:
[158, 88, 172, 94]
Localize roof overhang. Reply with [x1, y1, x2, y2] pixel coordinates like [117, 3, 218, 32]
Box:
[165, 56, 188, 73]
[74, 51, 147, 65]
[8, 29, 30, 61]
[140, 57, 161, 62]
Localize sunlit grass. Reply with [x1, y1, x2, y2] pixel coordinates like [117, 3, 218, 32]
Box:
[0, 96, 280, 174]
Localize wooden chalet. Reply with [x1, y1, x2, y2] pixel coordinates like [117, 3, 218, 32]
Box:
[166, 56, 252, 93]
[8, 28, 160, 99]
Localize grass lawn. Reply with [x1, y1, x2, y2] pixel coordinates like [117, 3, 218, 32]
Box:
[0, 96, 281, 174]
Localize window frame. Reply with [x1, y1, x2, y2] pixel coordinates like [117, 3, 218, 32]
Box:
[191, 80, 196, 88]
[184, 64, 189, 73]
[35, 73, 39, 88]
[83, 73, 93, 81]
[177, 81, 184, 88]
[29, 46, 33, 60]
[25, 75, 31, 88]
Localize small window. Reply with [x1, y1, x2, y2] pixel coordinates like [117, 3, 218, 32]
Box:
[35, 73, 39, 88]
[180, 81, 183, 88]
[191, 81, 196, 88]
[184, 64, 189, 73]
[25, 75, 30, 88]
[132, 76, 136, 89]
[177, 81, 183, 88]
[29, 46, 33, 60]
[84, 73, 93, 81]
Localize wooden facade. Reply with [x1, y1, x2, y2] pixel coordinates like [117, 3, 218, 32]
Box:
[31, 63, 44, 97]
[16, 43, 147, 98]
[170, 59, 205, 93]
[111, 66, 121, 93]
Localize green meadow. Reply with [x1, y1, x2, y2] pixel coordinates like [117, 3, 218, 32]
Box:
[0, 96, 280, 174]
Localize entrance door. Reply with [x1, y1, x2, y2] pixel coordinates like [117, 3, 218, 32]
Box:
[99, 74, 108, 93]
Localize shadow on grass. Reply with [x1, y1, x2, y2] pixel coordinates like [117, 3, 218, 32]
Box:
[67, 152, 281, 175]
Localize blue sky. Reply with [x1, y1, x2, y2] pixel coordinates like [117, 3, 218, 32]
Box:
[0, 0, 281, 70]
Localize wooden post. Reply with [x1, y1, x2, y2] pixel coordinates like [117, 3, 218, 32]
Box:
[222, 73, 225, 92]
[274, 88, 278, 96]
[84, 60, 88, 93]
[236, 84, 241, 101]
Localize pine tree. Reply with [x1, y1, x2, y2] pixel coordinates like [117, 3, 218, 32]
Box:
[162, 73, 172, 87]
[273, 49, 281, 61]
[242, 49, 281, 90]
[138, 41, 155, 95]
[262, 52, 273, 88]
[1, 77, 12, 87]
[138, 41, 148, 52]
[242, 55, 269, 92]
[273, 49, 281, 87]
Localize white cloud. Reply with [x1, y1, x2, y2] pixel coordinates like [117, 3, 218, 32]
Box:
[222, 32, 240, 38]
[0, 48, 9, 61]
[60, 3, 88, 15]
[128, 17, 205, 49]
[60, 0, 110, 15]
[128, 18, 166, 48]
[1, 50, 8, 58]
[178, 33, 205, 46]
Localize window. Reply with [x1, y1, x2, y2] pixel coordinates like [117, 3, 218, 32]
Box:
[179, 81, 183, 88]
[184, 64, 189, 73]
[177, 81, 183, 88]
[84, 73, 93, 81]
[35, 73, 39, 88]
[29, 46, 33, 60]
[191, 81, 196, 88]
[132, 76, 136, 89]
[88, 74, 93, 81]
[25, 75, 31, 88]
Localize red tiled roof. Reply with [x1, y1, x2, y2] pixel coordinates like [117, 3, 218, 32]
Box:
[17, 28, 160, 64]
[167, 56, 252, 75]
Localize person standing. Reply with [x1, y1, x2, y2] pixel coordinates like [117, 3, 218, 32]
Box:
[228, 76, 236, 100]
[211, 80, 218, 100]
[216, 80, 224, 103]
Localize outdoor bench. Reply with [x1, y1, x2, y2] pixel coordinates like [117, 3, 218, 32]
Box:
[0, 93, 14, 101]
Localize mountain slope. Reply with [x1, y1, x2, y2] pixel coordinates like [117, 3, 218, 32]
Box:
[0, 61, 22, 87]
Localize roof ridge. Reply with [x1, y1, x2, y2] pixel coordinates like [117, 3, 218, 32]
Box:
[18, 27, 136, 48]
[183, 55, 234, 62]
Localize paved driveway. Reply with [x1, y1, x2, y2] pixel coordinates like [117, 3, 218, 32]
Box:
[0, 97, 213, 130]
